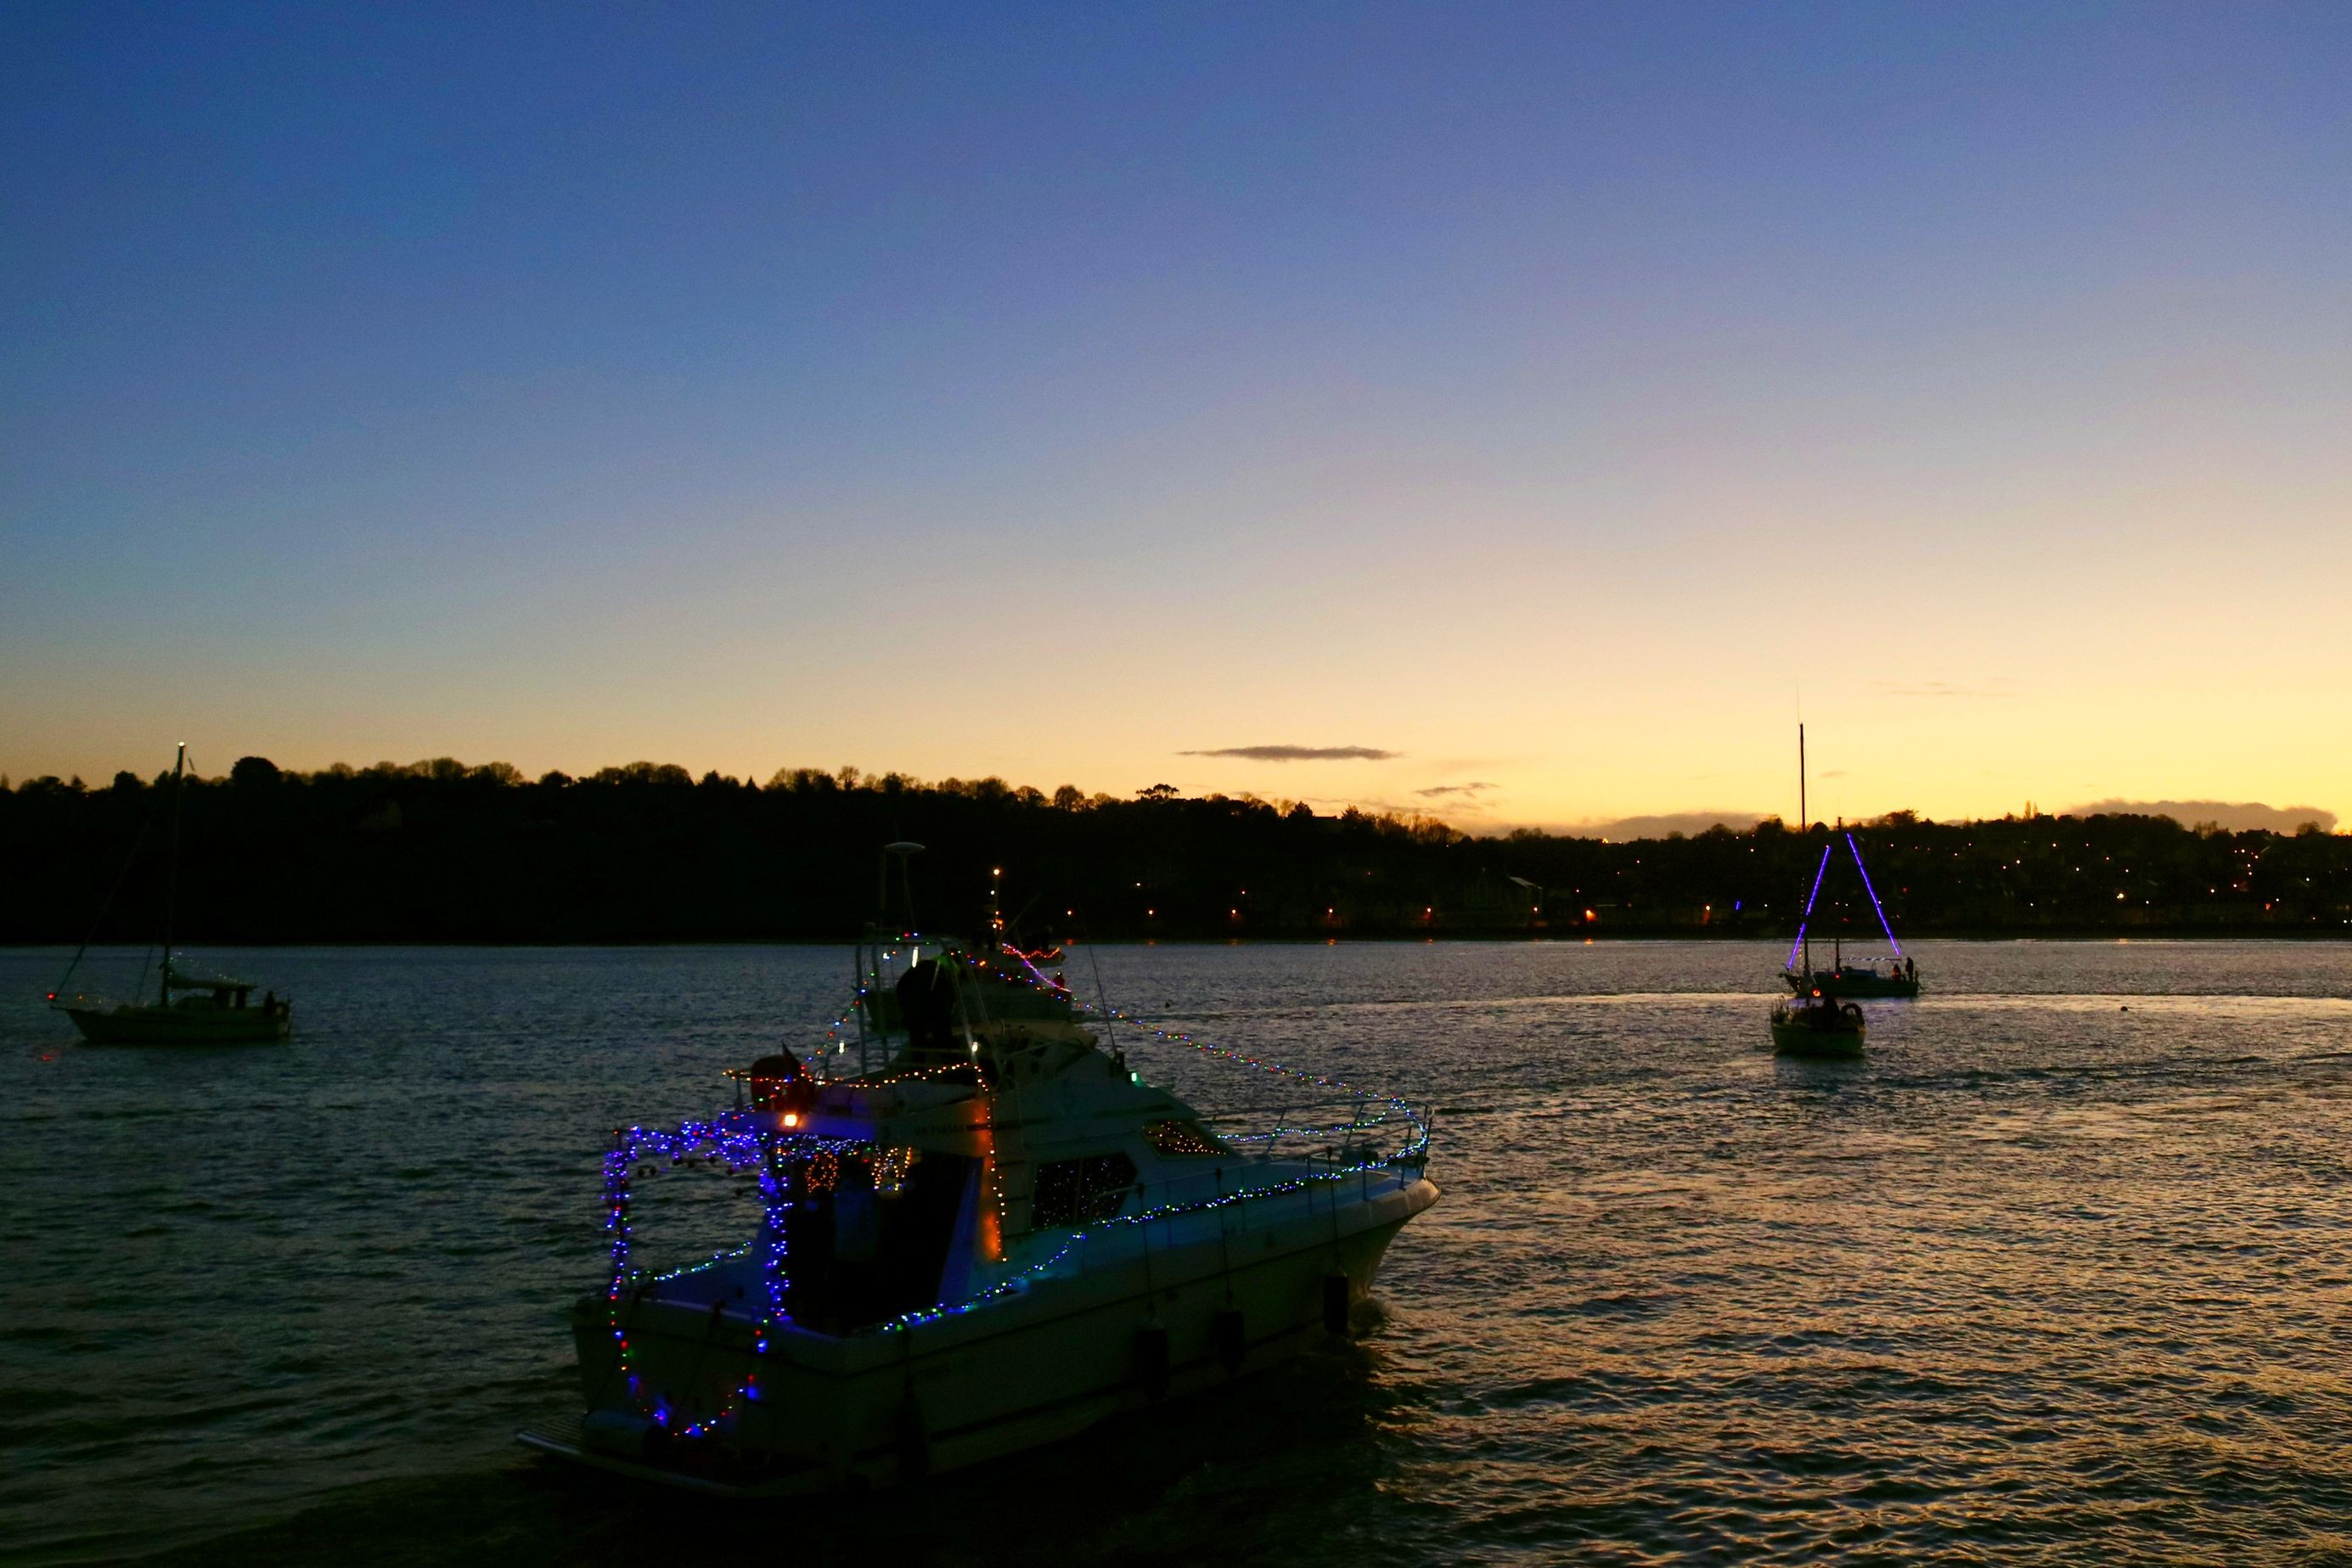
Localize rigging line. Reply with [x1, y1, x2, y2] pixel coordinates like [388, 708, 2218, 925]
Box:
[52, 773, 173, 998]
[1845, 831, 1904, 956]
[1786, 842, 1833, 972]
[1085, 945, 1119, 1056]
[159, 745, 188, 1001]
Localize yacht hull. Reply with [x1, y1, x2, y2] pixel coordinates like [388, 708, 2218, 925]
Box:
[1801, 973, 1918, 1000]
[1770, 1019, 1865, 1058]
[59, 1004, 290, 1045]
[521, 1173, 1438, 1495]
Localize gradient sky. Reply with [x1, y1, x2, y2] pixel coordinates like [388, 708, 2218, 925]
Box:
[5, 3, 2348, 830]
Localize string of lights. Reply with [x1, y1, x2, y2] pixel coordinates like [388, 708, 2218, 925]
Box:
[867, 1138, 1426, 1335]
[601, 1114, 873, 1438]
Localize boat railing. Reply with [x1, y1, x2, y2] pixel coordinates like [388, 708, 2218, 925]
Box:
[1037, 1091, 1430, 1267]
[1055, 1138, 1421, 1279]
[1197, 1092, 1420, 1155]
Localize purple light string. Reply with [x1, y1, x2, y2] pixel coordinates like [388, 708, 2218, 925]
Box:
[1786, 843, 1832, 970]
[1845, 831, 1903, 956]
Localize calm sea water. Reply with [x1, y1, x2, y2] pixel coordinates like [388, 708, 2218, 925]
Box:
[5, 940, 2352, 1565]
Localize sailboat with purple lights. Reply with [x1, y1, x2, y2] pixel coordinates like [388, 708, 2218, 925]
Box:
[1781, 830, 1921, 1000]
[1770, 725, 1869, 1058]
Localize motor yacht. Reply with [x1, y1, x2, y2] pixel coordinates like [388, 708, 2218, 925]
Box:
[519, 928, 1438, 1494]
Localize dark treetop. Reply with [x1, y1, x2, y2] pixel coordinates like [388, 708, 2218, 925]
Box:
[4, 760, 2346, 946]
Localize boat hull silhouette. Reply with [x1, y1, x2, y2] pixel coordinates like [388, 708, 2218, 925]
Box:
[1770, 1002, 1866, 1059]
[58, 1000, 291, 1045]
[520, 1173, 1438, 1495]
[1789, 966, 1918, 1000]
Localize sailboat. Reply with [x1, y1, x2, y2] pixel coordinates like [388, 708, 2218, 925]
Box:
[1781, 831, 1921, 999]
[48, 744, 292, 1044]
[1770, 724, 1865, 1059]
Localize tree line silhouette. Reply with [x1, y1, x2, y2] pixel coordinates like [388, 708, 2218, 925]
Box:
[3, 758, 2347, 946]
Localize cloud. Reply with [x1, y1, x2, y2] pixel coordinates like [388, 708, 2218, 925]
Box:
[1818, 769, 1847, 778]
[2065, 799, 2338, 834]
[1292, 794, 1480, 819]
[1873, 678, 2018, 699]
[1553, 811, 1767, 840]
[1180, 744, 1398, 762]
[1415, 781, 1498, 798]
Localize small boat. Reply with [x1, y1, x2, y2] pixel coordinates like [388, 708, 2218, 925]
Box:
[1795, 953, 1919, 1000]
[1771, 724, 1882, 1055]
[48, 743, 292, 1045]
[58, 960, 292, 1044]
[519, 873, 1437, 1495]
[1770, 992, 1867, 1058]
[1775, 728, 1922, 1000]
[1781, 840, 1921, 998]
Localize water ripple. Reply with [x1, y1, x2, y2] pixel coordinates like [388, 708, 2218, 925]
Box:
[3, 939, 2351, 1564]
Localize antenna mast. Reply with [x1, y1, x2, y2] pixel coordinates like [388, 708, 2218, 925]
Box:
[160, 743, 186, 1005]
[1798, 725, 1810, 979]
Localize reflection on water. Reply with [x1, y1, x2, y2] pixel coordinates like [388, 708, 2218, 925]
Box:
[3, 941, 2350, 1564]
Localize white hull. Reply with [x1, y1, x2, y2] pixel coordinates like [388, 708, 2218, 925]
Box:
[524, 1172, 1438, 1493]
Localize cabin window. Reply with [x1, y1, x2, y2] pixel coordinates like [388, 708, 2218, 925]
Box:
[1031, 1153, 1137, 1228]
[784, 1152, 974, 1335]
[1143, 1119, 1227, 1157]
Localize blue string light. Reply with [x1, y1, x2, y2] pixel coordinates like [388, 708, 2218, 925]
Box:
[601, 1114, 875, 1438]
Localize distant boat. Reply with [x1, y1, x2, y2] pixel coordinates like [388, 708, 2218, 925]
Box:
[1770, 991, 1866, 1059]
[48, 744, 291, 1045]
[1781, 834, 1920, 1000]
[1794, 947, 1919, 1000]
[1773, 724, 1866, 1057]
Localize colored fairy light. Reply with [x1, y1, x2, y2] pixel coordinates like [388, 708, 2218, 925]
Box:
[600, 1112, 878, 1439]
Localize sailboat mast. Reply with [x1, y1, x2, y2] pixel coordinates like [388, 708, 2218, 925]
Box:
[1798, 724, 1810, 977]
[160, 742, 186, 1005]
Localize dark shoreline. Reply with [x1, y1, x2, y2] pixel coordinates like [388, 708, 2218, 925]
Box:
[10, 767, 2347, 948]
[10, 927, 2350, 951]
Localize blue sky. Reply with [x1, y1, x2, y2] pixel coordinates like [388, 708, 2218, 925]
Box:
[5, 3, 2348, 826]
